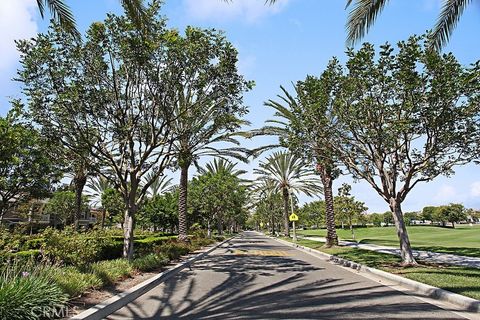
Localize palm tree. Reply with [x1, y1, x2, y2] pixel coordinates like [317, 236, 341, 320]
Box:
[254, 151, 321, 237]
[250, 178, 281, 235]
[86, 175, 112, 228]
[144, 172, 173, 198]
[263, 64, 342, 246]
[346, 0, 472, 50]
[198, 158, 248, 179]
[35, 0, 146, 38]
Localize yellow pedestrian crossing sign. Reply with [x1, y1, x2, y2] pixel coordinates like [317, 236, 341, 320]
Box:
[289, 213, 298, 221]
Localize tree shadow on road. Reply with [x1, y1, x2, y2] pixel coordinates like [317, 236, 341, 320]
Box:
[108, 236, 464, 320]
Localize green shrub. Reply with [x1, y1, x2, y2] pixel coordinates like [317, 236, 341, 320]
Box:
[41, 227, 114, 266]
[0, 262, 68, 320]
[88, 259, 133, 286]
[50, 266, 102, 297]
[155, 241, 192, 260]
[132, 253, 168, 272]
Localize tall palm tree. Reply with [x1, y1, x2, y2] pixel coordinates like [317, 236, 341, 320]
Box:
[35, 0, 146, 38]
[345, 0, 472, 50]
[254, 151, 321, 237]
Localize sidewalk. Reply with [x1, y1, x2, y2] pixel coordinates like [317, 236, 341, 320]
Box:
[303, 236, 480, 269]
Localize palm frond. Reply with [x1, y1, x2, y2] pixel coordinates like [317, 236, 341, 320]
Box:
[40, 0, 80, 39]
[345, 0, 389, 46]
[430, 0, 471, 51]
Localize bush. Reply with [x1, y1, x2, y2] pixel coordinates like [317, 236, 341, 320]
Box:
[41, 227, 116, 266]
[154, 240, 192, 260]
[50, 266, 102, 297]
[88, 259, 133, 286]
[132, 253, 169, 272]
[0, 262, 68, 320]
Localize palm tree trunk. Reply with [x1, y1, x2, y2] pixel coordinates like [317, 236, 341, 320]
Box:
[270, 203, 275, 235]
[178, 164, 189, 242]
[318, 163, 338, 247]
[282, 188, 290, 237]
[389, 197, 416, 265]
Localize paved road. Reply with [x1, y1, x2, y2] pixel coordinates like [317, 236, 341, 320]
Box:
[108, 232, 469, 319]
[304, 236, 480, 269]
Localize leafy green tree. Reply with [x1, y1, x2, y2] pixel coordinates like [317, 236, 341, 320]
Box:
[403, 211, 419, 226]
[334, 35, 480, 264]
[0, 109, 62, 223]
[262, 63, 342, 246]
[101, 188, 125, 228]
[18, 3, 185, 259]
[445, 203, 467, 228]
[382, 211, 393, 226]
[345, 0, 473, 50]
[251, 177, 283, 235]
[43, 191, 89, 227]
[190, 161, 248, 236]
[298, 200, 325, 229]
[422, 206, 436, 222]
[254, 151, 321, 237]
[138, 190, 178, 232]
[334, 183, 367, 240]
[368, 213, 383, 227]
[167, 27, 252, 241]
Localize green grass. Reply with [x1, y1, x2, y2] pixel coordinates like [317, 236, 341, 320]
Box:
[297, 225, 480, 257]
[285, 237, 480, 300]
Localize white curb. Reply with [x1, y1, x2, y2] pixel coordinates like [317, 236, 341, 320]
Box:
[70, 237, 234, 320]
[271, 236, 480, 313]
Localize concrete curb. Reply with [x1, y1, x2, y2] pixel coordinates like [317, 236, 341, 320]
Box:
[71, 237, 234, 320]
[270, 236, 480, 313]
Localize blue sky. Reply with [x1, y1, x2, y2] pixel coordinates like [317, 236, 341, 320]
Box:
[1, 0, 480, 213]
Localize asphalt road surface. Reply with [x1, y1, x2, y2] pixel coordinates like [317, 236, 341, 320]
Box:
[108, 231, 471, 319]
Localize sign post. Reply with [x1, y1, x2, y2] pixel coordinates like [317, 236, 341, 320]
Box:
[289, 213, 298, 242]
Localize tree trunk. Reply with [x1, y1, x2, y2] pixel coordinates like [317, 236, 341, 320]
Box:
[207, 220, 212, 238]
[217, 215, 223, 235]
[270, 206, 275, 235]
[101, 209, 106, 229]
[178, 164, 189, 242]
[0, 207, 5, 224]
[349, 217, 355, 240]
[72, 170, 87, 231]
[318, 164, 338, 247]
[389, 198, 416, 265]
[123, 206, 135, 260]
[282, 188, 290, 237]
[452, 221, 455, 228]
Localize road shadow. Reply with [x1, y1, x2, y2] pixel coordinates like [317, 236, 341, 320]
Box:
[108, 234, 464, 320]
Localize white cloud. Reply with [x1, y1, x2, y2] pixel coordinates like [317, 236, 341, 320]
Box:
[470, 181, 480, 197]
[0, 0, 38, 72]
[182, 0, 290, 23]
[434, 184, 456, 201]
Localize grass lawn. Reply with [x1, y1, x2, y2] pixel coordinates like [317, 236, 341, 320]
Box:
[284, 238, 480, 300]
[297, 225, 480, 257]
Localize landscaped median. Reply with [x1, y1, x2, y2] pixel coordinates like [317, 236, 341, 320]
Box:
[0, 227, 225, 320]
[280, 237, 480, 302]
